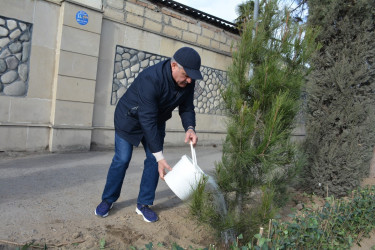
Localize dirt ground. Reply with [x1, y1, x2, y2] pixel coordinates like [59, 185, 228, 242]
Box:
[1, 182, 374, 250]
[0, 203, 217, 249]
[0, 149, 374, 249]
[0, 148, 220, 250]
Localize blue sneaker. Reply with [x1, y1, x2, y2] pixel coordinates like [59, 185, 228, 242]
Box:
[95, 200, 113, 217]
[135, 204, 158, 222]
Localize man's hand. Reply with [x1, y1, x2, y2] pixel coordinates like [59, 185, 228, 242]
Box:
[184, 129, 198, 146]
[158, 159, 172, 180]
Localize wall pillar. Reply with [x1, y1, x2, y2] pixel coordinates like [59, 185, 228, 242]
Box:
[49, 0, 102, 151]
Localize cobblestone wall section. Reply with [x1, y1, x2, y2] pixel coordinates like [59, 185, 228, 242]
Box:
[0, 16, 32, 96]
[112, 45, 228, 115]
[102, 0, 238, 55]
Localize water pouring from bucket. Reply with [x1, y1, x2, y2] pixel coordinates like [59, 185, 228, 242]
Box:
[164, 142, 227, 214]
[164, 142, 236, 245]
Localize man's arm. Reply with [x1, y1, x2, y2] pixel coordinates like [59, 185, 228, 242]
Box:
[153, 125, 197, 180]
[135, 73, 173, 180]
[152, 151, 172, 180]
[153, 128, 197, 180]
[179, 83, 197, 146]
[157, 159, 172, 180]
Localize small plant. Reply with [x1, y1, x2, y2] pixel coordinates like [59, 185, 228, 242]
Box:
[19, 242, 34, 250]
[171, 242, 185, 250]
[130, 242, 167, 250]
[232, 185, 375, 249]
[16, 240, 47, 250]
[99, 238, 106, 249]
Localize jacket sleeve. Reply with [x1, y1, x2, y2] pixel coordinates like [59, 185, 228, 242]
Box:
[179, 82, 196, 131]
[136, 75, 163, 153]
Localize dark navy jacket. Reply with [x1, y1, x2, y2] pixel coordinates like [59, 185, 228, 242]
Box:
[114, 59, 196, 153]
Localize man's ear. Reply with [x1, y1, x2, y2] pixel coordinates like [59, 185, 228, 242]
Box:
[171, 61, 179, 71]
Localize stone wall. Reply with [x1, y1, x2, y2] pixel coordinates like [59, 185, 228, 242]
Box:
[111, 45, 228, 115]
[0, 0, 239, 152]
[0, 16, 32, 96]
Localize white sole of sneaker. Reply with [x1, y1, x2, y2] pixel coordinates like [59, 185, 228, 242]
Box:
[95, 203, 113, 218]
[135, 207, 157, 223]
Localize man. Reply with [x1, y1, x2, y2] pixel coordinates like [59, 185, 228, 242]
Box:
[95, 47, 202, 222]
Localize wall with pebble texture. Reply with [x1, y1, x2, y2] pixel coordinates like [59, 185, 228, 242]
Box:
[0, 16, 32, 97]
[111, 46, 228, 115]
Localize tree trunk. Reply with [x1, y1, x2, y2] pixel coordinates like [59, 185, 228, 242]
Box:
[370, 147, 375, 178]
[235, 193, 243, 219]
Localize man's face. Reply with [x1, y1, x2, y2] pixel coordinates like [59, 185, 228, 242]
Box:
[171, 62, 192, 88]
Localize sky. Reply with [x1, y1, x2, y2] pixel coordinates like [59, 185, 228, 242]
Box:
[173, 0, 246, 23]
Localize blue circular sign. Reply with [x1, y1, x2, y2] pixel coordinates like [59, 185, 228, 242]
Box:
[76, 10, 88, 25]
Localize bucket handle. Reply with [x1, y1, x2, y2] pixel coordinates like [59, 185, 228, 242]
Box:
[190, 141, 197, 168]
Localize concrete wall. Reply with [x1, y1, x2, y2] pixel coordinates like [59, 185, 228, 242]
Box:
[0, 0, 239, 152]
[0, 0, 60, 151]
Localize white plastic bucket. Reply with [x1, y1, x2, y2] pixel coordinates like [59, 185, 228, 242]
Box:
[164, 143, 206, 200]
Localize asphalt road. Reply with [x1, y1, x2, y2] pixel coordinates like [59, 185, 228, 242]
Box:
[0, 144, 222, 240]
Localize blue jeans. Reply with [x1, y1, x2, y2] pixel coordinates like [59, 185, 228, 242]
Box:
[101, 131, 164, 205]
